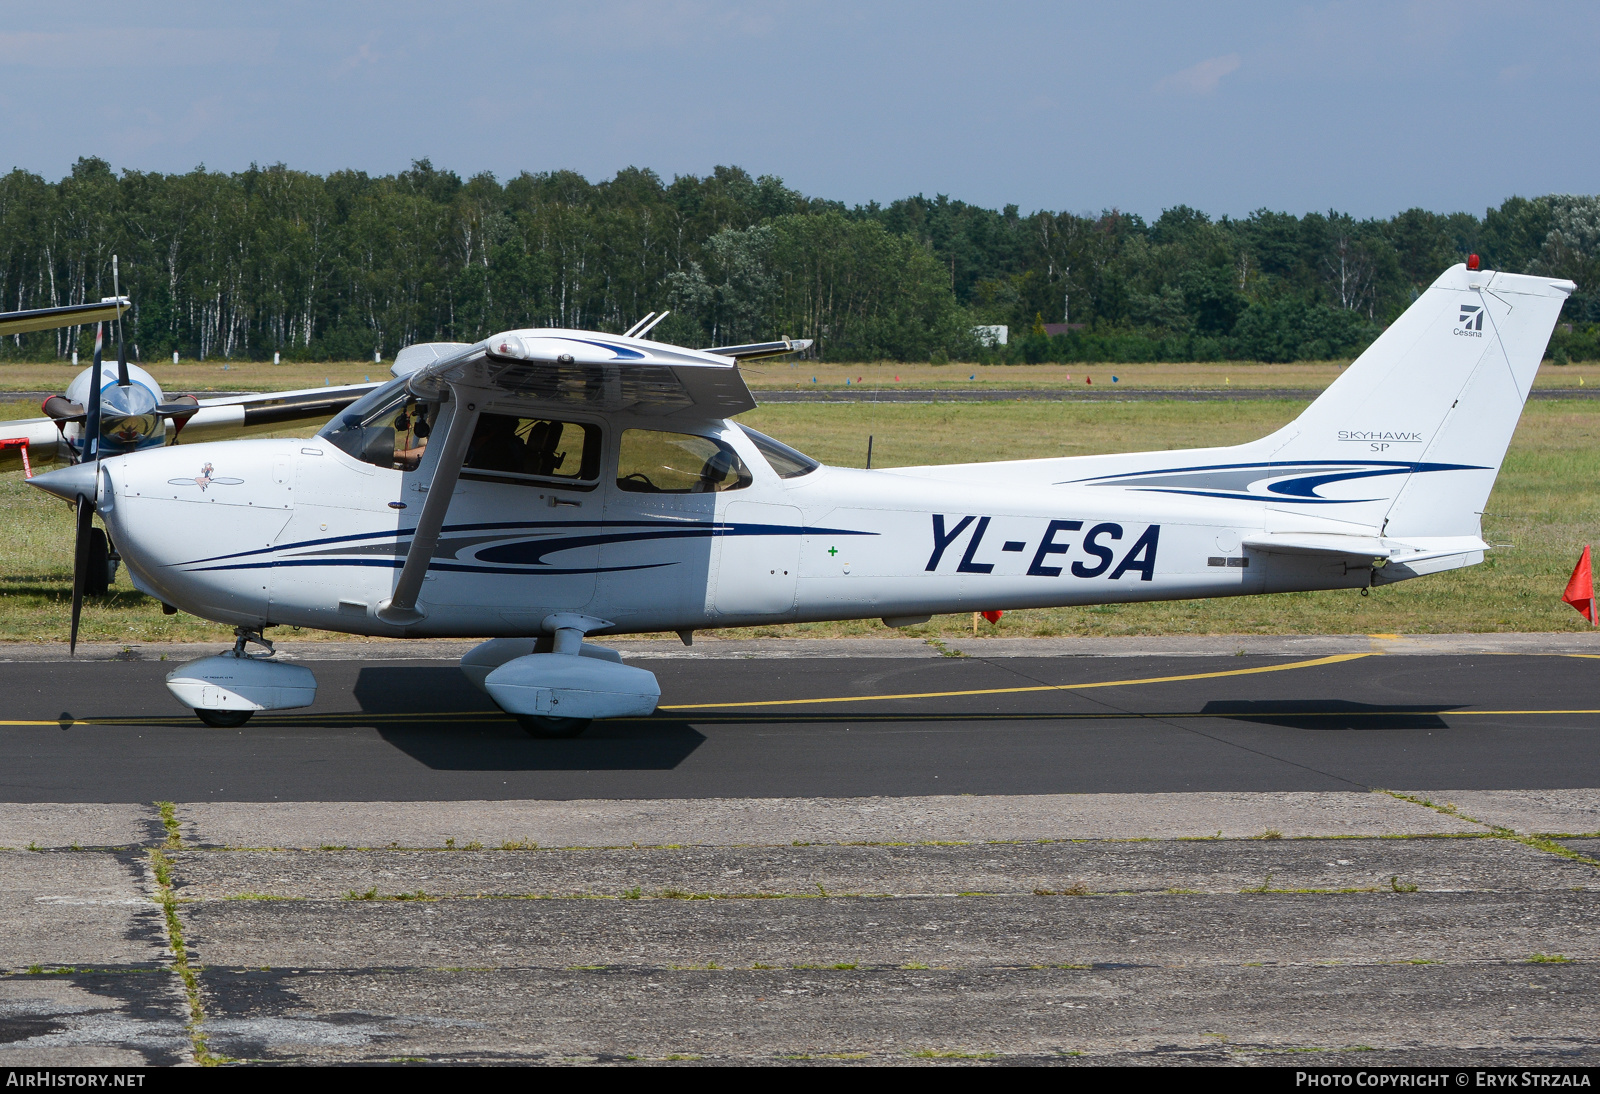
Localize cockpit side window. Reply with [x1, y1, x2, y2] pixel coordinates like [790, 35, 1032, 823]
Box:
[738, 425, 820, 479]
[462, 413, 601, 483]
[615, 429, 752, 493]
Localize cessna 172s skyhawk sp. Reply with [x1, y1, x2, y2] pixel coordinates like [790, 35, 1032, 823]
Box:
[29, 262, 1575, 734]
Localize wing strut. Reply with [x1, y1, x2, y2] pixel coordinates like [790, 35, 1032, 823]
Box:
[376, 389, 483, 626]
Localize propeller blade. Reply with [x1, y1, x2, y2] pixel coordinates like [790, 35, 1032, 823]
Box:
[80, 323, 104, 464]
[69, 320, 107, 654]
[112, 256, 129, 387]
[70, 495, 92, 656]
[42, 396, 85, 423]
[158, 395, 200, 444]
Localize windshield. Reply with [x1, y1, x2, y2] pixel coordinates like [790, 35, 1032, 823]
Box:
[318, 378, 440, 470]
[738, 425, 820, 478]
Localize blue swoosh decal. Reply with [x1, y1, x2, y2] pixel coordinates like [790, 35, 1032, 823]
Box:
[177, 520, 876, 575]
[1063, 460, 1487, 504]
[568, 339, 646, 360]
[185, 558, 675, 577]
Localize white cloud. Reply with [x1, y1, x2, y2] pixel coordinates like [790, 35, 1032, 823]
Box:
[1155, 53, 1241, 95]
[331, 41, 384, 79]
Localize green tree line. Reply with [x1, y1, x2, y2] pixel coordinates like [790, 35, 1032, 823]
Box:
[1, 156, 1595, 364]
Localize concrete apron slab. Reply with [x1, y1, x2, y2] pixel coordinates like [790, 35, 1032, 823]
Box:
[0, 850, 191, 1066]
[0, 804, 163, 850]
[1401, 789, 1600, 836]
[0, 852, 169, 967]
[0, 975, 191, 1067]
[194, 963, 1600, 1065]
[176, 791, 1482, 849]
[167, 838, 1598, 901]
[180, 890, 1600, 970]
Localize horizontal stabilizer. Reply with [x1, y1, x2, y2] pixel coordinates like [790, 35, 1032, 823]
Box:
[1243, 532, 1488, 564]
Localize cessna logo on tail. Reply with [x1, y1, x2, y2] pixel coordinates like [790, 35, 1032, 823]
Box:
[1455, 304, 1484, 337]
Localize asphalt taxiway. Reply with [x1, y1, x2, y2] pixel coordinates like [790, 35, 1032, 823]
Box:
[4, 637, 1599, 1066]
[3, 637, 1598, 802]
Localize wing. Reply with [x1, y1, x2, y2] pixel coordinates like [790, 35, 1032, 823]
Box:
[399, 329, 759, 419]
[0, 298, 129, 338]
[173, 383, 383, 440]
[0, 382, 381, 473]
[375, 327, 773, 624]
[701, 337, 813, 362]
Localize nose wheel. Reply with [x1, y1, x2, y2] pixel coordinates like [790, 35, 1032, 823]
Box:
[169, 629, 314, 730]
[194, 708, 254, 728]
[514, 714, 591, 738]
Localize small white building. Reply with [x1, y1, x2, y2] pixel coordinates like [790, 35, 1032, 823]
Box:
[972, 325, 1008, 347]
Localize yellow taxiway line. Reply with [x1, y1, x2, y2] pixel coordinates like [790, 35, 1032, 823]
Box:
[657, 652, 1373, 710]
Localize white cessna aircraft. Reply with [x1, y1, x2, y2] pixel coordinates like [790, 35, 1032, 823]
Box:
[29, 262, 1574, 735]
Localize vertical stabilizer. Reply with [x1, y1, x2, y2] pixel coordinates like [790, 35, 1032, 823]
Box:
[1254, 264, 1573, 537]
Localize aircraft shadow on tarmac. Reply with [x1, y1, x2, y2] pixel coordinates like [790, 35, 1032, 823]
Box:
[1199, 699, 1458, 731]
[352, 667, 705, 771]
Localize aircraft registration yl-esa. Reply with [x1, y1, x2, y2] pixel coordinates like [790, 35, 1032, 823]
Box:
[25, 262, 1575, 735]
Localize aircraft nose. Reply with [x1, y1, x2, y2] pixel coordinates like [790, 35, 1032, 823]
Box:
[29, 461, 99, 504]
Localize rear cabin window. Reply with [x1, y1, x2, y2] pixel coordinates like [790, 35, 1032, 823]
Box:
[738, 425, 819, 478]
[463, 413, 601, 483]
[615, 429, 752, 493]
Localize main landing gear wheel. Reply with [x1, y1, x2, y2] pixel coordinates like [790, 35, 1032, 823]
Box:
[515, 714, 591, 738]
[194, 708, 254, 728]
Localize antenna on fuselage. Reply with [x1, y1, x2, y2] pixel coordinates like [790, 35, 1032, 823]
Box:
[634, 310, 669, 339]
[621, 310, 670, 340]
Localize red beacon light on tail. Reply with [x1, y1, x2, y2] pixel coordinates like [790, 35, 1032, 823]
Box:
[1467, 254, 1481, 271]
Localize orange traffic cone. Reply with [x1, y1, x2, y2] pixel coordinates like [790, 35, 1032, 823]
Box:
[1563, 545, 1598, 625]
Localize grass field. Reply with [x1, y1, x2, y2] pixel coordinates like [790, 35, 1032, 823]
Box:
[6, 357, 1600, 395]
[2, 397, 1597, 643]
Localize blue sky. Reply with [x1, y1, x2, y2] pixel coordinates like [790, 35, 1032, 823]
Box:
[2, 1, 1594, 220]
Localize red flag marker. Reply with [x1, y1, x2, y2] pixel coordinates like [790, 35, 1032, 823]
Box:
[981, 610, 1003, 624]
[1563, 545, 1598, 625]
